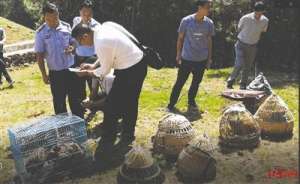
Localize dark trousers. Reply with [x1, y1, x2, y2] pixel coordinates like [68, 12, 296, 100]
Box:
[75, 55, 97, 99]
[169, 59, 207, 107]
[49, 69, 84, 118]
[227, 40, 257, 86]
[101, 59, 147, 142]
[0, 53, 12, 84]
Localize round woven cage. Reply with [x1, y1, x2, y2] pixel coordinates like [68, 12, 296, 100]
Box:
[177, 134, 216, 182]
[243, 94, 269, 114]
[117, 146, 165, 184]
[254, 94, 294, 136]
[152, 114, 195, 158]
[219, 104, 261, 148]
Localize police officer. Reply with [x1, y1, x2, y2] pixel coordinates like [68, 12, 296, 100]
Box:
[72, 0, 100, 99]
[34, 3, 84, 118]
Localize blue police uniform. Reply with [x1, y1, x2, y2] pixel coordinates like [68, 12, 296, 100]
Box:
[72, 17, 100, 57]
[72, 17, 101, 99]
[35, 21, 75, 70]
[34, 21, 84, 117]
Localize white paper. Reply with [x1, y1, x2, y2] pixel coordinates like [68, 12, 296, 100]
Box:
[68, 68, 82, 73]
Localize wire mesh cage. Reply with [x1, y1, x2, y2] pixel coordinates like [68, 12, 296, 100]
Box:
[8, 113, 90, 183]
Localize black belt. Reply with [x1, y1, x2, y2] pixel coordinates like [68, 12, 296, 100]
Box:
[114, 59, 146, 75]
[49, 69, 69, 73]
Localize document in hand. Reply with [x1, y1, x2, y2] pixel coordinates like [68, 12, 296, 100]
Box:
[68, 68, 82, 73]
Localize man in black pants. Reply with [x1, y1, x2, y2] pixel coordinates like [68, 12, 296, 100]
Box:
[72, 22, 147, 167]
[0, 27, 14, 88]
[35, 3, 84, 118]
[168, 0, 215, 111]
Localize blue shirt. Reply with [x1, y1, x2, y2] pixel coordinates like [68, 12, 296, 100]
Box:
[72, 17, 100, 57]
[178, 14, 215, 62]
[34, 21, 75, 71]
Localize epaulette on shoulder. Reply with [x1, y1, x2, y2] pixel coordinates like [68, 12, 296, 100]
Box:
[36, 23, 46, 33]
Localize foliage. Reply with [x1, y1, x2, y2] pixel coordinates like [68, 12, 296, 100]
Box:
[0, 0, 299, 70]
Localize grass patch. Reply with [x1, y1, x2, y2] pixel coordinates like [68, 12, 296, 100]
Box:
[0, 64, 298, 184]
[0, 17, 34, 44]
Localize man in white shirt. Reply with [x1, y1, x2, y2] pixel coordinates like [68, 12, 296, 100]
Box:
[227, 1, 269, 89]
[71, 22, 147, 166]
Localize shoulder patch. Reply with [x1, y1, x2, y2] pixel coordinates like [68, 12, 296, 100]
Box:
[36, 23, 46, 33]
[183, 15, 192, 21]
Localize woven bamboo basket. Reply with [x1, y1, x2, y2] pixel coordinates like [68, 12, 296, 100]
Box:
[254, 94, 294, 136]
[219, 104, 261, 149]
[152, 114, 195, 159]
[177, 134, 216, 182]
[117, 146, 165, 184]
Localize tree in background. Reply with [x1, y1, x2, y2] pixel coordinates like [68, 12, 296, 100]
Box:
[0, 0, 298, 71]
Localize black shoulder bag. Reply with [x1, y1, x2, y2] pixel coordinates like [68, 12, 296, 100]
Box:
[108, 23, 165, 70]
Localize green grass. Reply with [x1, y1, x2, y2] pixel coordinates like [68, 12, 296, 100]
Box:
[0, 17, 34, 44]
[0, 64, 298, 184]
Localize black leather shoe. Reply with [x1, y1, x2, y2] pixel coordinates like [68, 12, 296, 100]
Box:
[167, 104, 175, 112]
[90, 123, 122, 139]
[227, 80, 234, 89]
[240, 84, 247, 90]
[94, 136, 118, 169]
